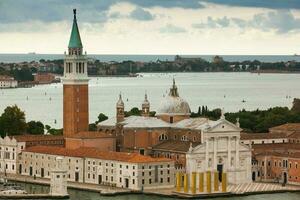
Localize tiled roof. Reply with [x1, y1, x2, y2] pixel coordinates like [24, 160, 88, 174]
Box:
[255, 151, 300, 159]
[121, 116, 170, 128]
[270, 123, 300, 132]
[287, 131, 300, 139]
[11, 135, 64, 142]
[24, 146, 172, 163]
[152, 140, 201, 153]
[240, 132, 286, 140]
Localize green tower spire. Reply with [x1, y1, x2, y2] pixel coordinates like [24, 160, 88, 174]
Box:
[68, 9, 83, 49]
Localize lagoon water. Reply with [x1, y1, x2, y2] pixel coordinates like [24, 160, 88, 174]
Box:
[1, 72, 300, 128]
[18, 182, 300, 200]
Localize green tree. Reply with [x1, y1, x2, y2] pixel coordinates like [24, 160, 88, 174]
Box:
[26, 121, 44, 135]
[0, 105, 27, 136]
[97, 113, 108, 123]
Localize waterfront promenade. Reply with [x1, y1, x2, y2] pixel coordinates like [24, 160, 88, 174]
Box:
[3, 173, 300, 198]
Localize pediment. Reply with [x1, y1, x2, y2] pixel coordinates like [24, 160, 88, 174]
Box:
[206, 119, 242, 133]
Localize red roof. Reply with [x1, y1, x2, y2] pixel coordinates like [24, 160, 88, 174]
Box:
[65, 131, 114, 139]
[24, 146, 172, 164]
[11, 135, 64, 142]
[270, 123, 300, 132]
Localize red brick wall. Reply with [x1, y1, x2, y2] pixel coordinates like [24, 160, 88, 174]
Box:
[63, 84, 89, 137]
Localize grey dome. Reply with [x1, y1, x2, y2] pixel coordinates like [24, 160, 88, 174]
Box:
[156, 79, 191, 116]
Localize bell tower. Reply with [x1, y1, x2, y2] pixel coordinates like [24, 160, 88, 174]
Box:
[141, 93, 150, 117]
[63, 9, 89, 138]
[116, 94, 125, 123]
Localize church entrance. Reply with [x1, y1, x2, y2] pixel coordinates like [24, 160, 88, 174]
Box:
[252, 172, 256, 181]
[217, 164, 223, 182]
[283, 172, 287, 184]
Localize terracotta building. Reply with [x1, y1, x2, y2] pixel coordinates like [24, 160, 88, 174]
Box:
[34, 73, 55, 84]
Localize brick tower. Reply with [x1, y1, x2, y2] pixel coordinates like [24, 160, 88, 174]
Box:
[63, 9, 89, 137]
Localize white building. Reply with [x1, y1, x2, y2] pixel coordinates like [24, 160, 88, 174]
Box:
[186, 113, 252, 184]
[0, 136, 25, 174]
[0, 75, 18, 88]
[19, 146, 175, 190]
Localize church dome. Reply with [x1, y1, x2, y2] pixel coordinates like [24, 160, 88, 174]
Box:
[156, 79, 191, 116]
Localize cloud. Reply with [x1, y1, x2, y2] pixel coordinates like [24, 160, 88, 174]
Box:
[193, 10, 300, 34]
[129, 7, 154, 21]
[0, 0, 204, 24]
[200, 0, 300, 9]
[160, 24, 186, 33]
[193, 16, 230, 28]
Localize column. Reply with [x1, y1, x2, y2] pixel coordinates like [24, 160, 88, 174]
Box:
[213, 137, 217, 170]
[176, 172, 181, 192]
[205, 139, 209, 169]
[184, 173, 188, 193]
[227, 136, 231, 170]
[206, 171, 211, 193]
[191, 172, 196, 194]
[222, 173, 227, 192]
[199, 172, 204, 192]
[235, 136, 239, 169]
[214, 171, 219, 192]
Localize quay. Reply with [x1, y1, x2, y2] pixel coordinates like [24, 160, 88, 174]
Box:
[4, 173, 300, 198]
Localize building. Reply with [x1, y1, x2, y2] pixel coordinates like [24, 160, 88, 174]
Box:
[186, 113, 252, 184]
[34, 73, 55, 84]
[253, 151, 300, 185]
[0, 135, 64, 175]
[98, 79, 252, 185]
[241, 123, 300, 185]
[0, 75, 18, 88]
[19, 146, 175, 190]
[62, 9, 89, 138]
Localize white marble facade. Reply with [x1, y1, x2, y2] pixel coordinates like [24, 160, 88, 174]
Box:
[186, 117, 252, 184]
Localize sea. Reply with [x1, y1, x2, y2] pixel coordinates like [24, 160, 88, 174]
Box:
[0, 72, 300, 128]
[1, 54, 300, 63]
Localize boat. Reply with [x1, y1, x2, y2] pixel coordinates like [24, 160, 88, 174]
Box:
[0, 182, 27, 195]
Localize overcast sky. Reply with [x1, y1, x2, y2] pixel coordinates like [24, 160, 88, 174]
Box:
[0, 0, 300, 54]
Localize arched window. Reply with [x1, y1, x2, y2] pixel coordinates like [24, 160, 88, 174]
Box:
[159, 134, 168, 141]
[181, 135, 188, 141]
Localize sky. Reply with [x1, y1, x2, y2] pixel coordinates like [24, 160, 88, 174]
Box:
[0, 0, 300, 55]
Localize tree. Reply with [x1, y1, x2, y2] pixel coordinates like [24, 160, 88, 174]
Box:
[0, 105, 27, 136]
[27, 121, 44, 135]
[97, 113, 108, 123]
[291, 98, 300, 114]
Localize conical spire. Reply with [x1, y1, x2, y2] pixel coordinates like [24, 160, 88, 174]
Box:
[169, 78, 179, 97]
[68, 9, 83, 48]
[117, 93, 124, 107]
[143, 92, 150, 105]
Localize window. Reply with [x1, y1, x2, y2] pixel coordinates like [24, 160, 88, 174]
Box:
[120, 178, 122, 183]
[142, 172, 144, 176]
[149, 179, 152, 184]
[181, 135, 188, 141]
[160, 178, 163, 183]
[170, 116, 173, 123]
[159, 134, 168, 141]
[111, 176, 113, 181]
[142, 179, 144, 184]
[132, 179, 135, 184]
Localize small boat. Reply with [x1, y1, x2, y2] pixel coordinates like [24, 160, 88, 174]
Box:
[0, 182, 27, 195]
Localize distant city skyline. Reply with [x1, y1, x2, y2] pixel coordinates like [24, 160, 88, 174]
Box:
[0, 0, 300, 55]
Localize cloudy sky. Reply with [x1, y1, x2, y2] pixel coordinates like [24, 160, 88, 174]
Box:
[0, 0, 300, 54]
